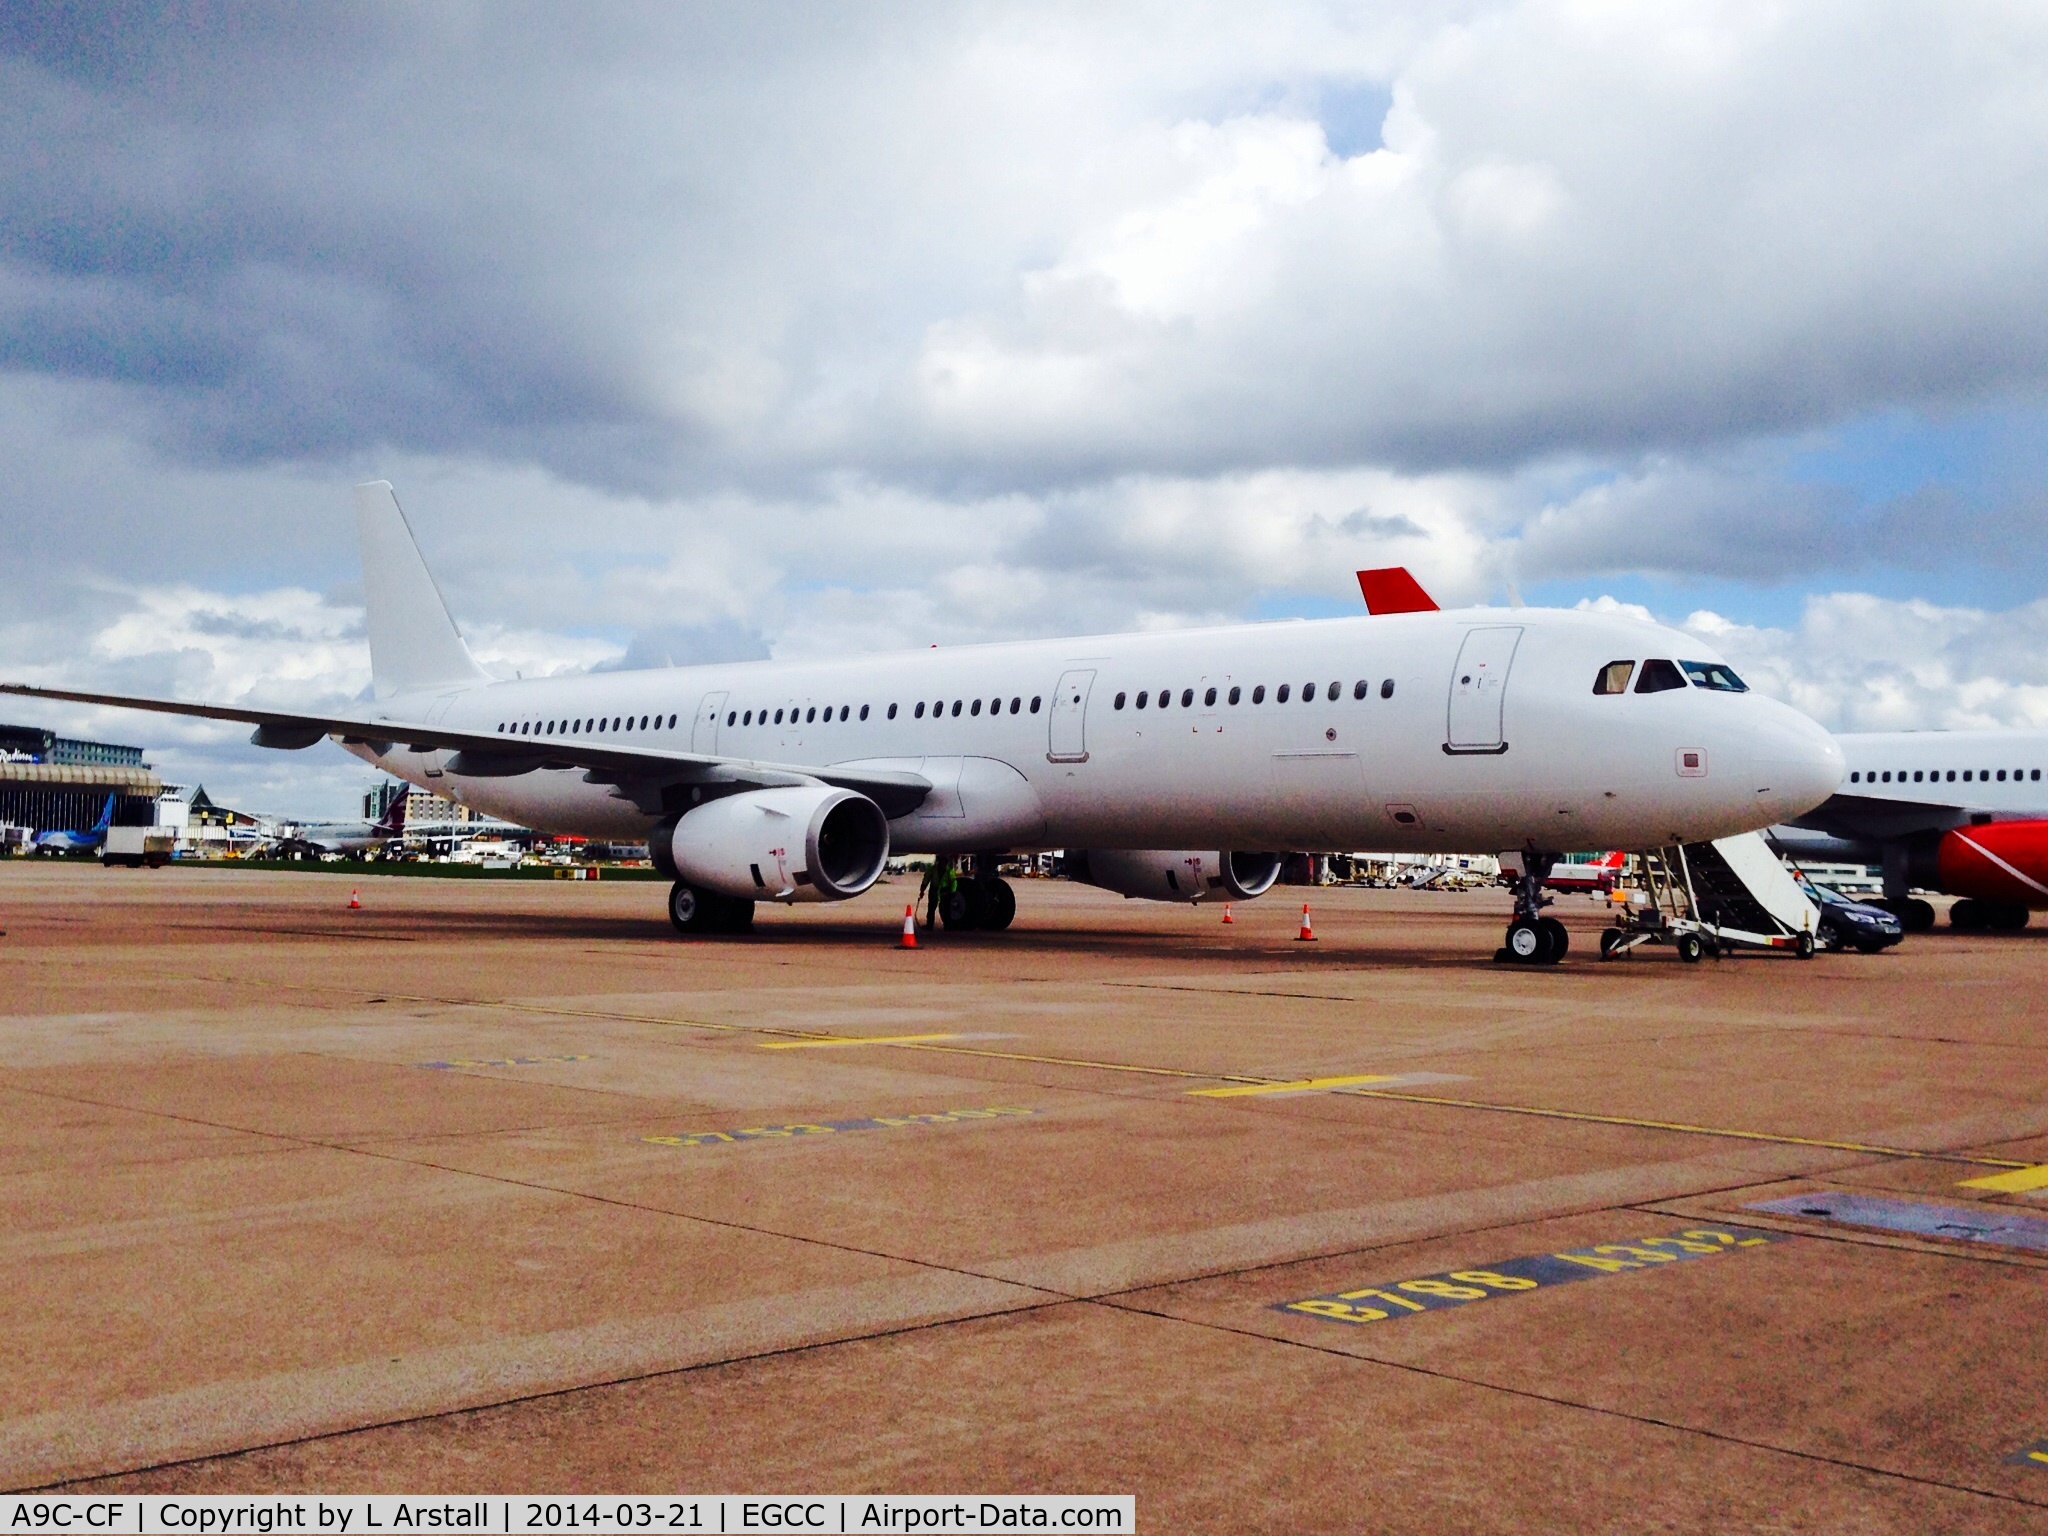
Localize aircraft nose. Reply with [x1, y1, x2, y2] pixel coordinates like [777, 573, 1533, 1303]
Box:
[1753, 704, 1843, 820]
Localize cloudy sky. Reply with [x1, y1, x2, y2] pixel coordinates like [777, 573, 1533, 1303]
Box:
[8, 1, 2048, 815]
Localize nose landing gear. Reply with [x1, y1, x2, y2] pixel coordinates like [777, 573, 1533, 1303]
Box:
[1497, 854, 1567, 964]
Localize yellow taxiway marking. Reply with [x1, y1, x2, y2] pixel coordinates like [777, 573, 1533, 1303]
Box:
[1340, 1088, 2035, 1171]
[1190, 1074, 1396, 1098]
[761, 1033, 962, 1050]
[2031, 1451, 2048, 1466]
[1956, 1163, 2048, 1193]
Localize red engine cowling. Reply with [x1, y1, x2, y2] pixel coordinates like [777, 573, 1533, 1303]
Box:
[1935, 821, 2048, 906]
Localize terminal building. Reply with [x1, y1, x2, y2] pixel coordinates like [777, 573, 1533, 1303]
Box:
[0, 724, 161, 834]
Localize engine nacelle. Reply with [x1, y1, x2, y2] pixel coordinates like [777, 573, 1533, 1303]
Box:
[1064, 849, 1284, 904]
[669, 786, 889, 902]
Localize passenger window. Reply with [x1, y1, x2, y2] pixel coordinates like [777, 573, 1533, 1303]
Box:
[1913, 771, 1923, 782]
[1181, 688, 1194, 707]
[1253, 685, 1266, 703]
[1849, 772, 1860, 783]
[971, 699, 982, 716]
[1634, 659, 1687, 693]
[1326, 681, 1339, 701]
[859, 705, 868, 721]
[1381, 679, 1394, 699]
[914, 702, 925, 719]
[1158, 687, 1170, 708]
[726, 711, 735, 727]
[1114, 692, 1127, 709]
[1353, 679, 1367, 700]
[1593, 661, 1634, 695]
[1277, 684, 1291, 703]
[1030, 696, 1042, 713]
[1302, 681, 1315, 702]
[1228, 686, 1241, 705]
[1205, 687, 1217, 706]
[1999, 769, 2008, 782]
[1134, 691, 1148, 708]
[951, 700, 962, 716]
[885, 704, 895, 719]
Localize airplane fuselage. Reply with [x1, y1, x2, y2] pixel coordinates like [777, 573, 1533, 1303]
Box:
[351, 607, 1841, 858]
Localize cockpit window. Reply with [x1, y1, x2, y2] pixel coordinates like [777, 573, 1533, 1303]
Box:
[1634, 659, 1688, 694]
[1680, 660, 1748, 692]
[1592, 660, 1634, 695]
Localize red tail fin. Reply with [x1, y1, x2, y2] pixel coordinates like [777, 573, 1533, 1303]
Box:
[374, 791, 407, 836]
[1356, 567, 1439, 615]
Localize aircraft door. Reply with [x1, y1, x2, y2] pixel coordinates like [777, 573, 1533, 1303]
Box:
[1047, 669, 1096, 762]
[1445, 627, 1522, 754]
[691, 691, 728, 755]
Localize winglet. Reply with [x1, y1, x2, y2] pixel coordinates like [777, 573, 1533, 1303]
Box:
[1356, 567, 1439, 615]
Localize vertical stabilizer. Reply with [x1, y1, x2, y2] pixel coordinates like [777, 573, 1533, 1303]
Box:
[354, 482, 489, 699]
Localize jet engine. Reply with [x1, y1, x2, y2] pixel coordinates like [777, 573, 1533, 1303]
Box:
[1063, 849, 1284, 904]
[660, 786, 889, 902]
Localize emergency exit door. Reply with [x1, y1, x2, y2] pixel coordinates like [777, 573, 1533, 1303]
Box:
[1445, 627, 1521, 753]
[691, 691, 727, 755]
[1047, 669, 1096, 762]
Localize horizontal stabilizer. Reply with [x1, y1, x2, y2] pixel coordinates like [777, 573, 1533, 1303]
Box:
[1357, 567, 1440, 615]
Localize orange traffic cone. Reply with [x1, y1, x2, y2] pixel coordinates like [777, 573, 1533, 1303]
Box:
[1221, 903, 1234, 924]
[348, 887, 362, 910]
[899, 904, 918, 948]
[1296, 902, 1316, 941]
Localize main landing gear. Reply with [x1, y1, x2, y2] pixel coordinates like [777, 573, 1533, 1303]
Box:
[928, 855, 1018, 933]
[1498, 853, 1568, 965]
[668, 880, 755, 936]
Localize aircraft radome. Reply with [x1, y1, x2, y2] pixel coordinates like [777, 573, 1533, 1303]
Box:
[2, 483, 1844, 963]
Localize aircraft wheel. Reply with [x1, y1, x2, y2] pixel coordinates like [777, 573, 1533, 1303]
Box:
[669, 880, 719, 936]
[1986, 900, 2032, 931]
[1504, 919, 1549, 964]
[1538, 916, 1569, 962]
[1794, 931, 1816, 959]
[1676, 932, 1704, 964]
[1949, 898, 1986, 931]
[1598, 926, 1624, 959]
[1900, 898, 1936, 933]
[981, 877, 1017, 931]
[717, 897, 756, 935]
[941, 883, 988, 931]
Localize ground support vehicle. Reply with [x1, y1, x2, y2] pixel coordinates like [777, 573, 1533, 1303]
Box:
[1600, 834, 1821, 962]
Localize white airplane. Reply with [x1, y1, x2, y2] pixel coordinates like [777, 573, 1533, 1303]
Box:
[278, 794, 408, 856]
[1, 483, 1842, 963]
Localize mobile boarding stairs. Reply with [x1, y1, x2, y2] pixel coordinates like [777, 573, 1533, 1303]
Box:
[1599, 832, 1819, 962]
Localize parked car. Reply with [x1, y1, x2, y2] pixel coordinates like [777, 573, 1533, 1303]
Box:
[1798, 877, 1905, 953]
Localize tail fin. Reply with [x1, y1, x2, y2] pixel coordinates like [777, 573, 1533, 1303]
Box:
[354, 482, 489, 699]
[374, 791, 407, 838]
[92, 794, 115, 833]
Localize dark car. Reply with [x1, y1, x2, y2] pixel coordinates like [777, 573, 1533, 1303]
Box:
[1798, 878, 1905, 953]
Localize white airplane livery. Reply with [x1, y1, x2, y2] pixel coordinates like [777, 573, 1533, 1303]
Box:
[3, 483, 1844, 962]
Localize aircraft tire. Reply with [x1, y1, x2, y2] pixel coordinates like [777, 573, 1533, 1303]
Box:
[1949, 898, 1986, 931]
[981, 877, 1017, 931]
[717, 897, 756, 935]
[1676, 932, 1703, 963]
[1900, 898, 1936, 933]
[669, 880, 715, 935]
[1504, 919, 1549, 964]
[1537, 916, 1569, 962]
[941, 883, 988, 931]
[1986, 900, 2031, 931]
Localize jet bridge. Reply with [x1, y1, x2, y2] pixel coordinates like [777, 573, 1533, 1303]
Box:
[1601, 831, 1819, 961]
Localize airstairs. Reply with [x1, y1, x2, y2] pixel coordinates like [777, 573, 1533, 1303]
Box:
[1600, 831, 1819, 962]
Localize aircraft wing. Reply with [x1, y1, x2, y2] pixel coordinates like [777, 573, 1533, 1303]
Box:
[1786, 792, 1973, 842]
[0, 682, 933, 819]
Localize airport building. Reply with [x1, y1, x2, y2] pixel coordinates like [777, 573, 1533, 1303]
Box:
[0, 723, 161, 835]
